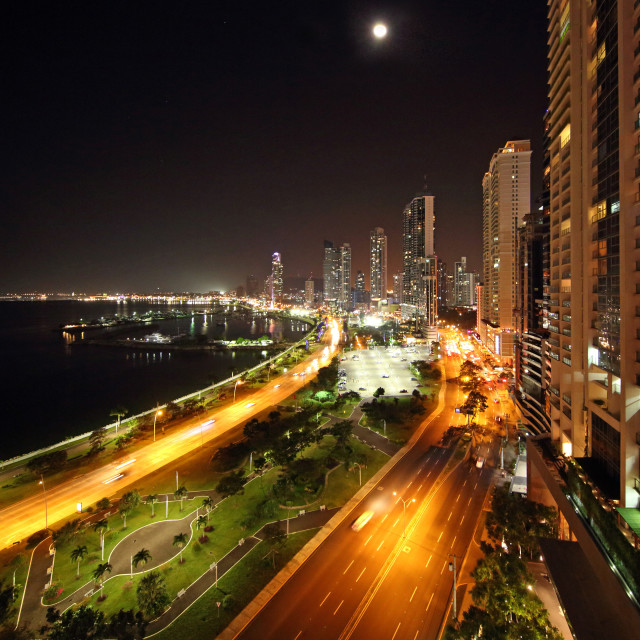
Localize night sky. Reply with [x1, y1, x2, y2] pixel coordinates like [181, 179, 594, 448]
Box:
[3, 1, 548, 294]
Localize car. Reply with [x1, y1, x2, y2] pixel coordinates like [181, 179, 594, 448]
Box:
[351, 511, 374, 532]
[401, 358, 407, 362]
[476, 456, 485, 469]
[382, 374, 389, 378]
[359, 387, 367, 391]
[410, 377, 417, 381]
[399, 388, 408, 393]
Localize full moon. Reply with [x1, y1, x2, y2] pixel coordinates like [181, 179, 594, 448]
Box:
[372, 23, 388, 39]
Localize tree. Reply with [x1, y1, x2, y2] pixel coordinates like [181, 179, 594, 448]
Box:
[330, 420, 354, 447]
[373, 387, 385, 398]
[173, 486, 188, 512]
[42, 605, 107, 639]
[146, 494, 158, 518]
[172, 533, 189, 563]
[106, 609, 147, 640]
[96, 497, 111, 511]
[201, 496, 214, 520]
[262, 522, 287, 569]
[461, 390, 488, 424]
[88, 427, 107, 455]
[51, 519, 81, 547]
[0, 580, 17, 626]
[458, 359, 483, 393]
[215, 471, 245, 501]
[70, 545, 88, 578]
[92, 519, 108, 560]
[196, 515, 207, 530]
[92, 562, 112, 594]
[26, 451, 67, 477]
[118, 490, 141, 528]
[109, 406, 128, 434]
[132, 548, 152, 569]
[136, 571, 170, 618]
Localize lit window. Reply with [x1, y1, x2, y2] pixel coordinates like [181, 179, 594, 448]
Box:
[560, 124, 571, 148]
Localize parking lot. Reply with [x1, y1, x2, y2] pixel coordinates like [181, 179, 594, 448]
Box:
[338, 345, 433, 397]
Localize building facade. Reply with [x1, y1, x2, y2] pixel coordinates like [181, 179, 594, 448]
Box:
[270, 252, 283, 306]
[479, 140, 532, 363]
[543, 0, 640, 506]
[370, 227, 388, 303]
[305, 278, 314, 307]
[323, 240, 341, 305]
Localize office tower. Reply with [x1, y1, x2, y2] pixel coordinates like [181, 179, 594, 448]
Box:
[541, 0, 639, 507]
[370, 227, 388, 302]
[270, 252, 283, 306]
[437, 260, 448, 311]
[402, 188, 437, 323]
[323, 240, 341, 304]
[246, 275, 259, 298]
[305, 277, 314, 307]
[392, 272, 403, 303]
[353, 270, 367, 308]
[453, 257, 477, 308]
[479, 140, 532, 363]
[339, 243, 352, 311]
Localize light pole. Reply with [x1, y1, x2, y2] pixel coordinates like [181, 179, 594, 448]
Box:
[393, 492, 415, 539]
[448, 553, 459, 620]
[233, 379, 243, 402]
[383, 419, 386, 437]
[153, 407, 163, 442]
[39, 475, 48, 531]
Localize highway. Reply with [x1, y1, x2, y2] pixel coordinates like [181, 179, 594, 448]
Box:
[0, 323, 342, 550]
[234, 349, 496, 640]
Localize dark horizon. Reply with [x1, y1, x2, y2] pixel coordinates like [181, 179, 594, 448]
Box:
[3, 2, 547, 293]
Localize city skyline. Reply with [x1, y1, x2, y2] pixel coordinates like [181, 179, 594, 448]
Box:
[3, 2, 547, 292]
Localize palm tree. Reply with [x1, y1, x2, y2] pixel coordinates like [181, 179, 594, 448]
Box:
[174, 486, 188, 512]
[196, 515, 207, 530]
[201, 496, 213, 520]
[92, 562, 112, 594]
[93, 518, 108, 561]
[173, 532, 188, 563]
[146, 494, 159, 518]
[109, 405, 128, 434]
[132, 548, 152, 569]
[70, 544, 88, 578]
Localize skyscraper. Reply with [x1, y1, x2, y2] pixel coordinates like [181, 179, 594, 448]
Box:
[542, 0, 639, 506]
[402, 189, 436, 318]
[354, 270, 368, 309]
[323, 240, 341, 305]
[370, 227, 387, 303]
[339, 243, 352, 311]
[479, 140, 532, 363]
[270, 252, 283, 306]
[246, 274, 259, 298]
[304, 277, 314, 308]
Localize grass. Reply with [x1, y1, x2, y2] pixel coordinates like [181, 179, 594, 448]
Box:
[57, 431, 390, 620]
[0, 546, 30, 626]
[152, 529, 318, 640]
[48, 500, 194, 604]
[327, 398, 361, 419]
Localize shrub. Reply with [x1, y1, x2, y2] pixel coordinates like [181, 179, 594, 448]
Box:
[204, 525, 214, 533]
[198, 535, 209, 543]
[222, 594, 236, 610]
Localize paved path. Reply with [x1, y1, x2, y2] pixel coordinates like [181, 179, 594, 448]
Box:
[145, 507, 339, 636]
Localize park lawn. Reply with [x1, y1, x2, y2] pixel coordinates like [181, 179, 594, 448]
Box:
[49, 500, 192, 604]
[0, 547, 30, 625]
[327, 398, 360, 418]
[152, 528, 319, 640]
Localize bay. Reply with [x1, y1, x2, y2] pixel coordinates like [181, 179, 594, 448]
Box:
[0, 301, 309, 459]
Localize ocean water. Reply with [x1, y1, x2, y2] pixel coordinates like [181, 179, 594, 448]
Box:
[0, 301, 309, 459]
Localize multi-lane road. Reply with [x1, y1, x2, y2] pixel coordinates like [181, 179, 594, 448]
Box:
[235, 350, 497, 640]
[0, 325, 342, 550]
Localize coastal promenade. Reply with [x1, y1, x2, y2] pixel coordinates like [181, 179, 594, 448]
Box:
[0, 337, 338, 550]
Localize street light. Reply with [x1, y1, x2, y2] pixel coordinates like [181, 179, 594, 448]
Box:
[233, 379, 244, 402]
[448, 553, 459, 620]
[393, 492, 415, 539]
[39, 475, 48, 531]
[153, 408, 163, 442]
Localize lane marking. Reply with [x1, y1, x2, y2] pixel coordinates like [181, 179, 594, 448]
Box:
[427, 592, 434, 610]
[356, 567, 366, 582]
[320, 592, 331, 607]
[364, 535, 373, 546]
[343, 560, 354, 575]
[413, 631, 420, 640]
[452, 535, 457, 547]
[393, 518, 400, 528]
[407, 481, 413, 488]
[376, 539, 385, 551]
[392, 622, 401, 640]
[441, 562, 446, 574]
[447, 512, 452, 521]
[294, 632, 302, 640]
[425, 555, 432, 568]
[418, 484, 423, 491]
[381, 514, 388, 523]
[334, 600, 344, 615]
[455, 494, 460, 503]
[437, 530, 443, 542]
[410, 586, 418, 602]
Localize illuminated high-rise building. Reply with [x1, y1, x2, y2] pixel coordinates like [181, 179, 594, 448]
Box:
[339, 243, 352, 311]
[479, 140, 531, 363]
[370, 227, 387, 303]
[323, 240, 341, 304]
[270, 252, 283, 306]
